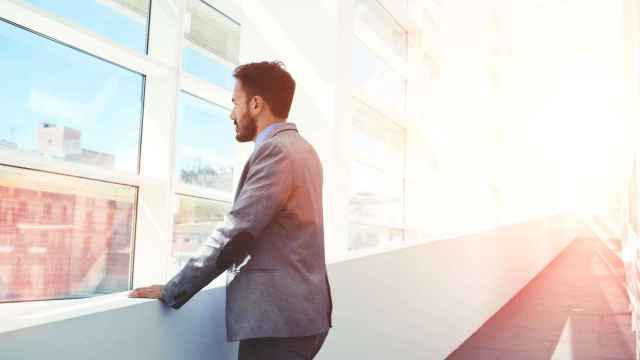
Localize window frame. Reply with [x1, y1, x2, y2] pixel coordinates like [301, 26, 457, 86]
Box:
[0, 0, 245, 303]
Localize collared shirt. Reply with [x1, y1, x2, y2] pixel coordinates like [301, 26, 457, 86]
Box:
[255, 122, 283, 147]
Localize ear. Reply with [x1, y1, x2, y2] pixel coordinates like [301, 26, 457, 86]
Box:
[250, 95, 264, 115]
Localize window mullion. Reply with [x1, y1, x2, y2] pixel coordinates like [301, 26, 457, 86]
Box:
[180, 74, 233, 110]
[131, 0, 185, 288]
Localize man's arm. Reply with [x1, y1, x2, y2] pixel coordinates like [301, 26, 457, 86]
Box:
[160, 245, 224, 308]
[130, 141, 292, 308]
[128, 245, 224, 308]
[127, 235, 249, 308]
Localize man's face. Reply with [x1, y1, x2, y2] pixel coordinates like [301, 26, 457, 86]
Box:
[230, 81, 258, 143]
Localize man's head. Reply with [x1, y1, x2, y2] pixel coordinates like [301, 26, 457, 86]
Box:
[230, 61, 296, 142]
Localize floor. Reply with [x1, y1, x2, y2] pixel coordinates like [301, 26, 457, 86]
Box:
[447, 238, 636, 360]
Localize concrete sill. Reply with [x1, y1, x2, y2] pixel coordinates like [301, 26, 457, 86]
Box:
[0, 292, 160, 334]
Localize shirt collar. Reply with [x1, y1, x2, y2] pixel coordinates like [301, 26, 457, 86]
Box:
[254, 122, 283, 146]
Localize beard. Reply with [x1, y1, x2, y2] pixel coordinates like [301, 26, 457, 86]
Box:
[235, 114, 258, 143]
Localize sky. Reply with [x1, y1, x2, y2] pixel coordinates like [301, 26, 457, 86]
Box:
[0, 0, 236, 178]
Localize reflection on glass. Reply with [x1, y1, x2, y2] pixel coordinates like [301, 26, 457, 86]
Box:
[354, 0, 407, 61]
[176, 92, 235, 192]
[352, 38, 406, 110]
[169, 195, 230, 278]
[0, 165, 136, 302]
[0, 20, 144, 173]
[20, 0, 150, 53]
[348, 222, 404, 251]
[183, 0, 240, 90]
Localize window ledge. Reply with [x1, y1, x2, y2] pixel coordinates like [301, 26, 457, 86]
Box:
[0, 292, 158, 334]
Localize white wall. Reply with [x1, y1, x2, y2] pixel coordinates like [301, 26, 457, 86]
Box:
[320, 215, 575, 359]
[0, 289, 235, 360]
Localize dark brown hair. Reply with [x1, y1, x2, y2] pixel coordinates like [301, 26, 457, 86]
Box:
[233, 61, 296, 119]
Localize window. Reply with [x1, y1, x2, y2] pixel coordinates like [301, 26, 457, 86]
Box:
[42, 203, 52, 220]
[168, 2, 239, 287]
[352, 102, 406, 173]
[352, 0, 408, 111]
[349, 1, 409, 252]
[0, 0, 243, 304]
[354, 0, 408, 61]
[83, 236, 93, 254]
[61, 205, 69, 223]
[348, 102, 406, 251]
[352, 38, 406, 110]
[85, 210, 95, 232]
[18, 0, 151, 53]
[350, 161, 404, 225]
[0, 19, 145, 173]
[7, 207, 16, 226]
[169, 195, 230, 285]
[175, 92, 235, 193]
[39, 231, 47, 246]
[0, 165, 136, 302]
[182, 0, 240, 90]
[106, 211, 115, 227]
[18, 201, 28, 220]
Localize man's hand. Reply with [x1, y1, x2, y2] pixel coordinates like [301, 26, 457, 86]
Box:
[128, 285, 165, 300]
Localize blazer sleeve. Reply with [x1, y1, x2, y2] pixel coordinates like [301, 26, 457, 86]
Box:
[162, 141, 293, 309]
[161, 245, 224, 309]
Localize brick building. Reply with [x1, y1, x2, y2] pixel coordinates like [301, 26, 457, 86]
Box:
[0, 185, 134, 302]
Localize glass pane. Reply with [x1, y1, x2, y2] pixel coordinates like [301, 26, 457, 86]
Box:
[0, 165, 136, 302]
[176, 92, 235, 192]
[350, 100, 405, 229]
[169, 195, 230, 280]
[350, 161, 404, 227]
[0, 20, 144, 173]
[354, 0, 407, 61]
[19, 0, 150, 53]
[348, 222, 404, 251]
[183, 0, 240, 90]
[352, 101, 405, 172]
[352, 38, 406, 110]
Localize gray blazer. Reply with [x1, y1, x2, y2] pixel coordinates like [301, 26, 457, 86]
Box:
[162, 122, 333, 341]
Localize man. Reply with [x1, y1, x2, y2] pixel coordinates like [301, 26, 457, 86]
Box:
[129, 61, 332, 360]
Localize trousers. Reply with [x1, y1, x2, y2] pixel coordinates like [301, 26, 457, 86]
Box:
[237, 331, 329, 360]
